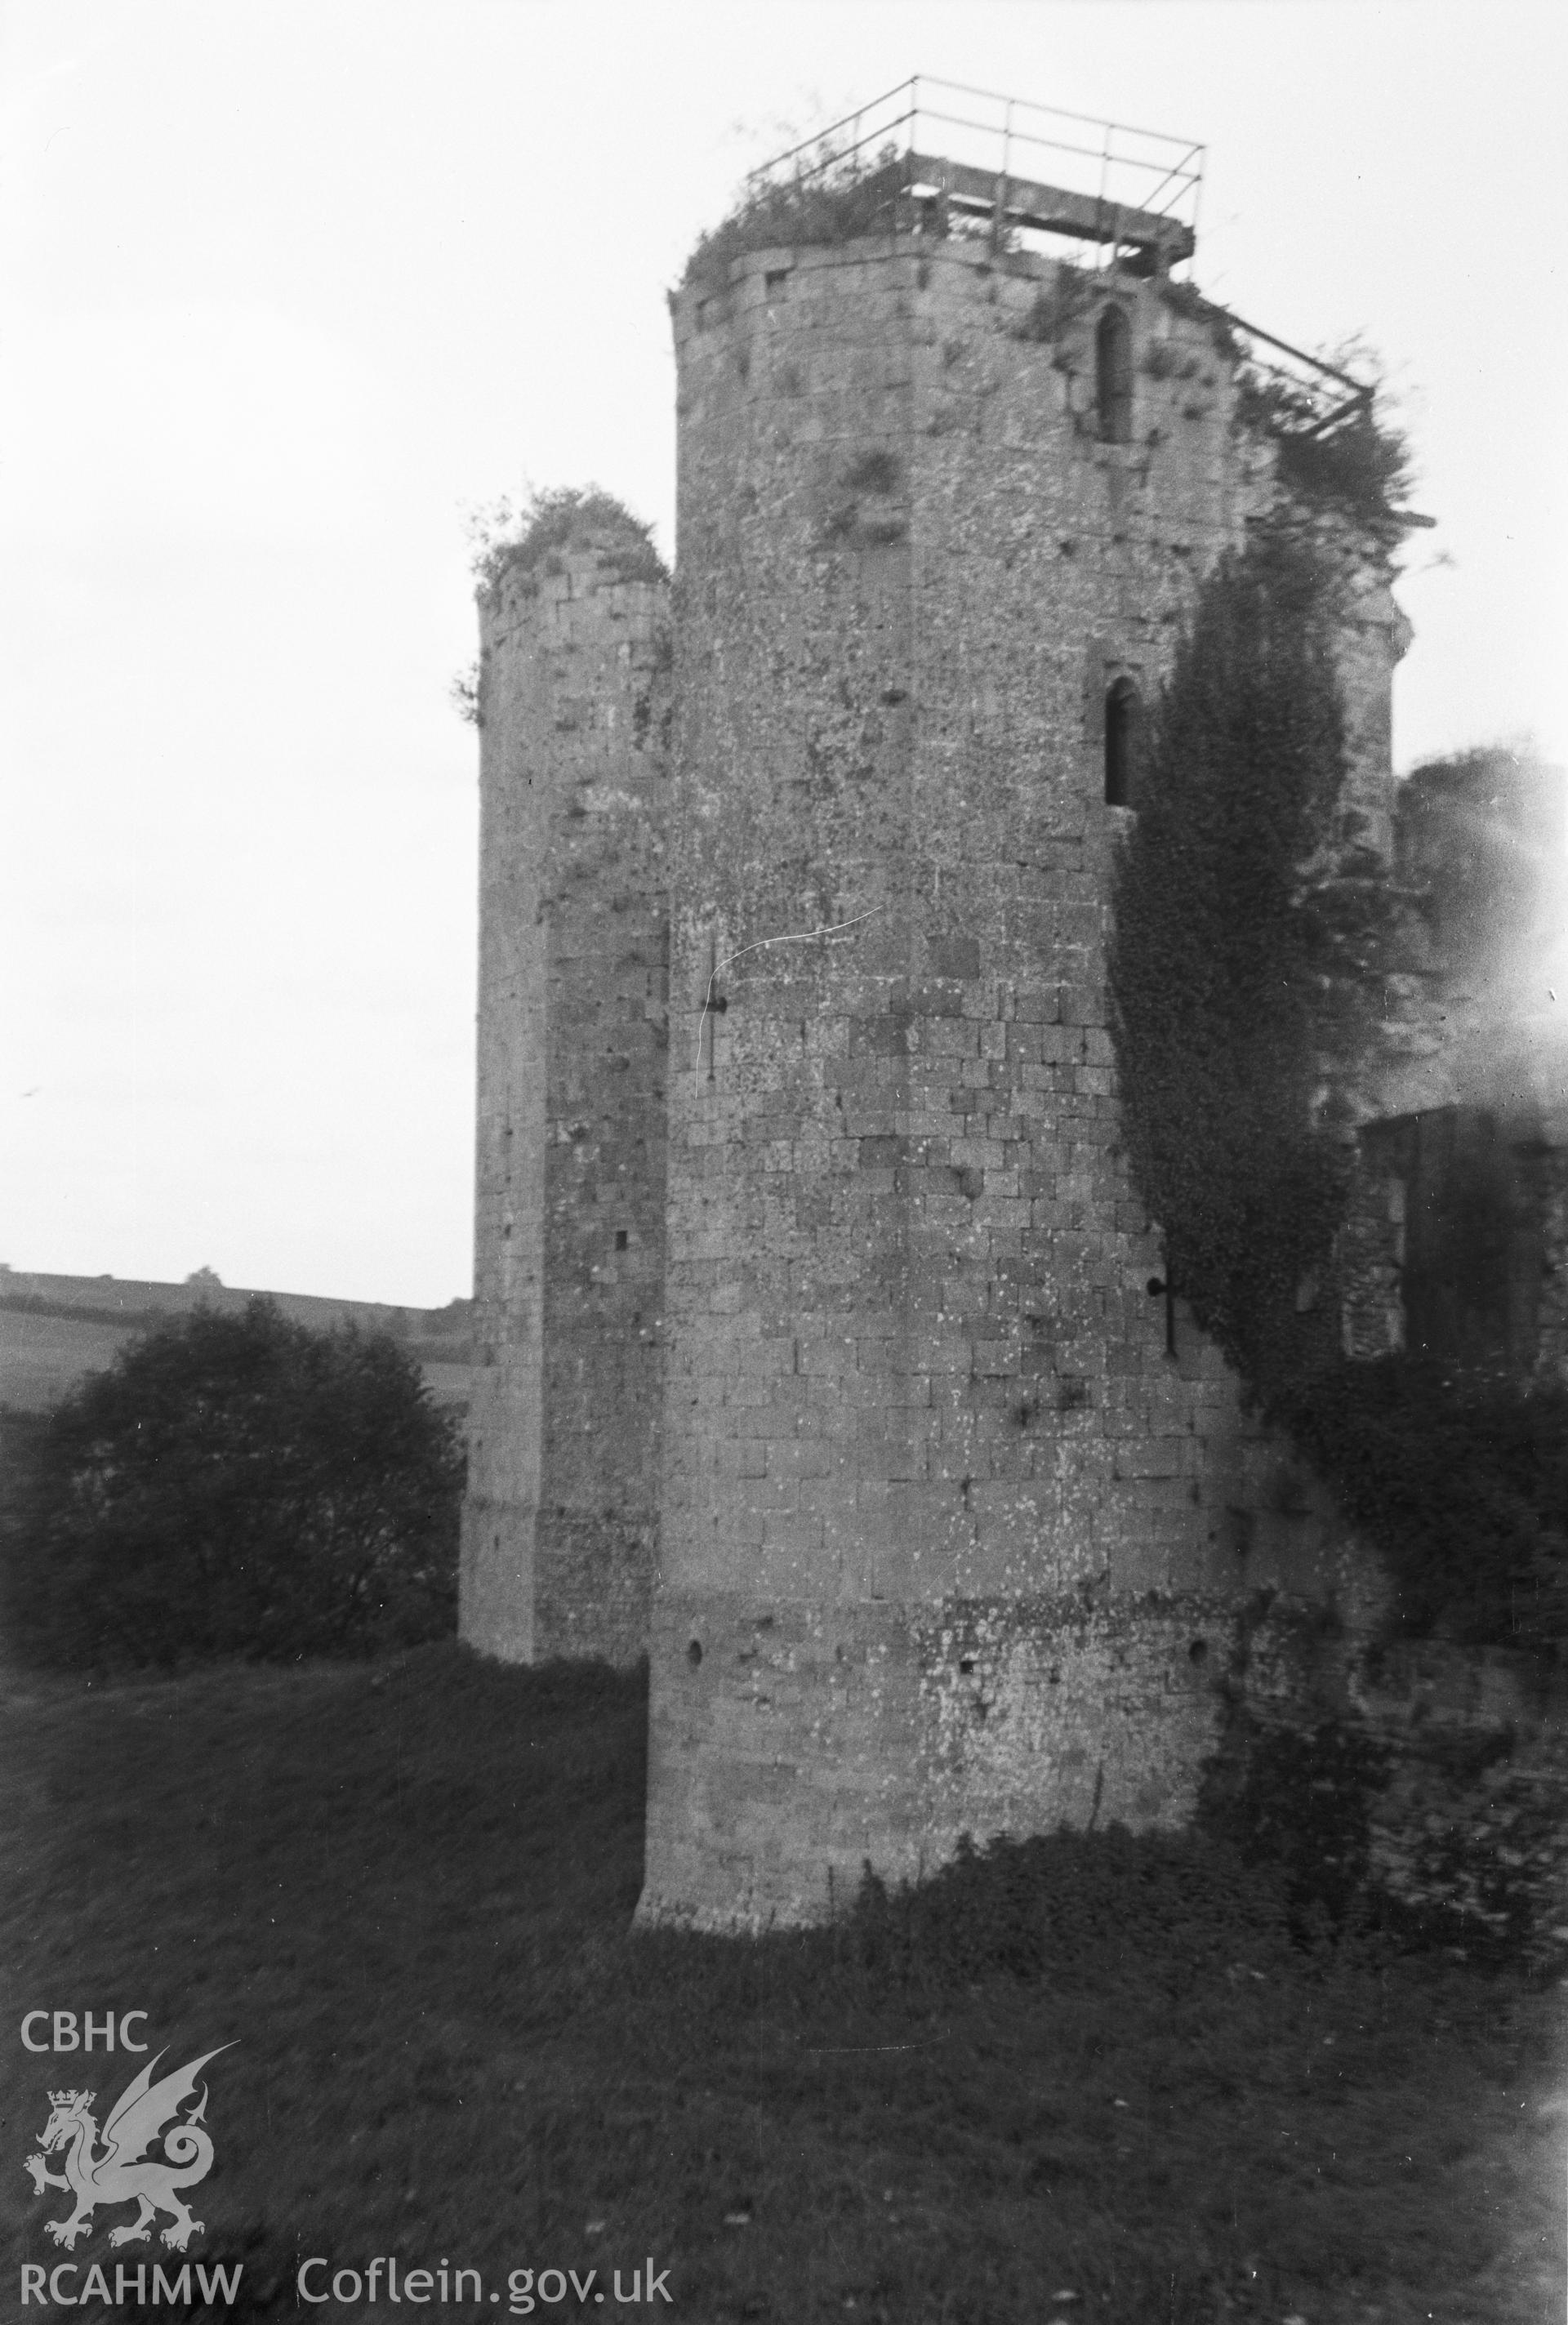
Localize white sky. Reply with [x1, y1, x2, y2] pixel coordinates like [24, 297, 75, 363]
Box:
[2, 0, 1563, 1306]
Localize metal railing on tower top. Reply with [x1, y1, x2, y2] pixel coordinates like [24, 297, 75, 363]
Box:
[745, 77, 1205, 263]
[740, 81, 1396, 443]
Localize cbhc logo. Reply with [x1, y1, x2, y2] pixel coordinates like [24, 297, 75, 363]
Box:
[20, 2013, 149, 2052]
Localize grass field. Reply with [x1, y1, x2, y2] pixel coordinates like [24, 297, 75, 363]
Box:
[0, 1312, 131, 1414]
[3, 1647, 1563, 2324]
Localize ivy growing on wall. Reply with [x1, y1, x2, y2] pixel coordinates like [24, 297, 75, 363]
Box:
[1107, 520, 1352, 1405]
[1109, 524, 1568, 1654]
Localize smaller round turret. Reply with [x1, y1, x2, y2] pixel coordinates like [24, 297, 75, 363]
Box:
[459, 492, 672, 1666]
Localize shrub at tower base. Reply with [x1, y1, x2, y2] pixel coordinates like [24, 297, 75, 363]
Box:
[2, 1298, 463, 1670]
[1107, 525, 1568, 1654]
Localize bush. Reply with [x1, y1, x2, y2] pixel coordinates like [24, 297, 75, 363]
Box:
[841, 1828, 1290, 1994]
[1234, 371, 1414, 531]
[1199, 1717, 1389, 1940]
[1396, 746, 1562, 982]
[1370, 1740, 1568, 1972]
[1200, 1705, 1568, 1972]
[2, 1298, 463, 1671]
[1288, 1359, 1568, 1651]
[468, 485, 666, 599]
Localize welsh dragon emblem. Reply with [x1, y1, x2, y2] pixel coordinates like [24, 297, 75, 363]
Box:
[24, 2047, 230, 2252]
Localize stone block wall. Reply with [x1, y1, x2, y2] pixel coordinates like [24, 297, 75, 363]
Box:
[451, 224, 1420, 1926]
[639, 237, 1407, 1929]
[459, 537, 670, 1667]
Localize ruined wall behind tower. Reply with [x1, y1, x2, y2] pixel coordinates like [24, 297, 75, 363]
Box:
[460, 533, 670, 1666]
[639, 236, 1405, 1929]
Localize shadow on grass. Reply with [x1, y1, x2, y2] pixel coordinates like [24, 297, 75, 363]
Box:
[2, 1646, 1562, 2324]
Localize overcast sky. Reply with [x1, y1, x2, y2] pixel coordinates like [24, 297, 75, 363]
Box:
[2, 0, 1563, 1307]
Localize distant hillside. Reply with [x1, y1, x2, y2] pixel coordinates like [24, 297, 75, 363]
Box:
[0, 1269, 472, 1416]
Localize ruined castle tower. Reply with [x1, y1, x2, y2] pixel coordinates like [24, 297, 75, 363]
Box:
[638, 185, 1405, 1931]
[461, 96, 1414, 1929]
[459, 512, 671, 1665]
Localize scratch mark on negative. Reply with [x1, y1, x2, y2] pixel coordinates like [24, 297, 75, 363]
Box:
[804, 2033, 953, 2054]
[695, 909, 883, 1069]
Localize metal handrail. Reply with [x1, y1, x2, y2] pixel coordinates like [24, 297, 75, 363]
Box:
[741, 86, 1384, 441]
[907, 73, 1202, 154]
[746, 80, 915, 181]
[1214, 305, 1376, 435]
[744, 75, 1204, 242]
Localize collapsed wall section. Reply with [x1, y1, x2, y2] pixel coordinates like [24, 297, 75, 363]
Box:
[460, 530, 670, 1666]
[641, 236, 1401, 1930]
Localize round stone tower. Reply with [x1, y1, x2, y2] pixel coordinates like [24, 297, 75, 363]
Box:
[637, 220, 1403, 1929]
[460, 506, 671, 1667]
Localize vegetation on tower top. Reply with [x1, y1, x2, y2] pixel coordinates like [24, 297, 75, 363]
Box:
[470, 484, 667, 598]
[1156, 282, 1416, 531]
[682, 144, 911, 298]
[1238, 376, 1415, 534]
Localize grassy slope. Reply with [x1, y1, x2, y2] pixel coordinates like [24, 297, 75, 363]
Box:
[0, 1314, 131, 1414]
[2, 1648, 1562, 2325]
[0, 1313, 470, 1417]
